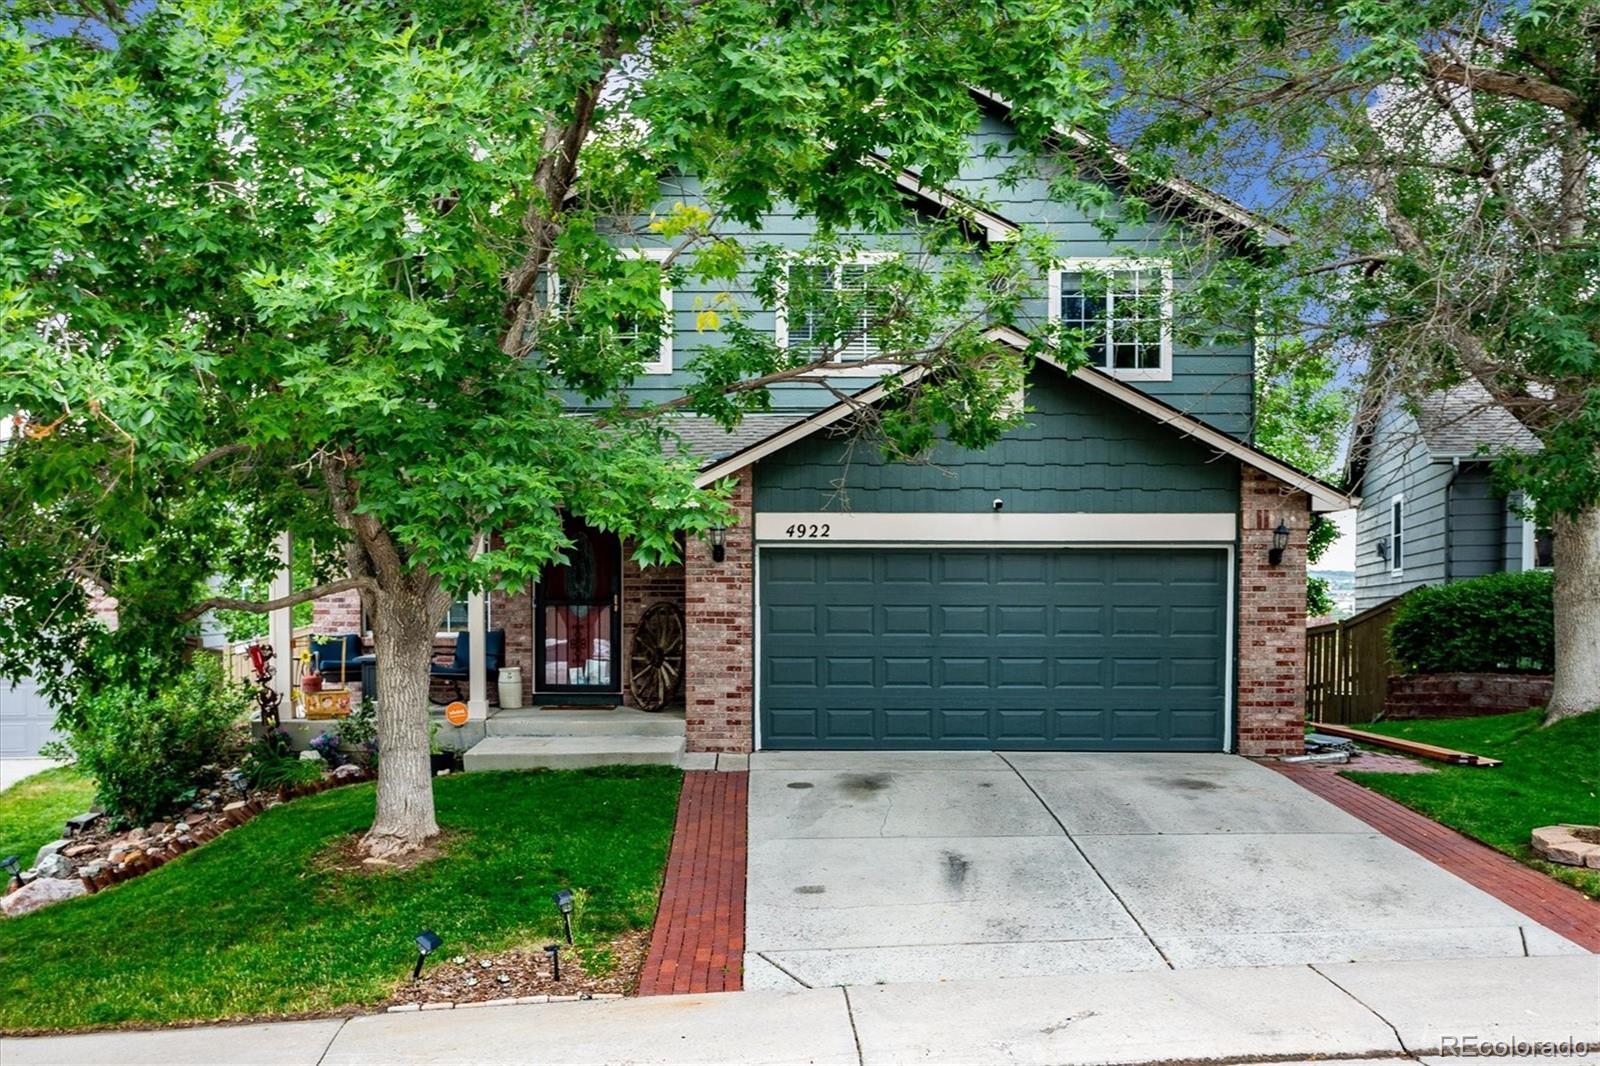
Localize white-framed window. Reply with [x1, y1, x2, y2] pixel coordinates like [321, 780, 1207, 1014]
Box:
[1521, 517, 1555, 570]
[1047, 258, 1173, 381]
[546, 247, 673, 375]
[775, 250, 897, 362]
[438, 597, 492, 636]
[1389, 494, 1405, 574]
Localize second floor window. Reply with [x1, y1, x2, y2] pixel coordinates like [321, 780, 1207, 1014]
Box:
[777, 253, 893, 362]
[547, 248, 673, 375]
[1048, 259, 1173, 381]
[1390, 495, 1405, 574]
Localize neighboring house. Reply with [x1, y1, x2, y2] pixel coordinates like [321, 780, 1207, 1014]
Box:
[1346, 380, 1546, 613]
[312, 91, 1355, 757]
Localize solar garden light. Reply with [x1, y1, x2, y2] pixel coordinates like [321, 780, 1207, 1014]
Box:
[413, 930, 443, 981]
[553, 888, 574, 945]
[1, 856, 19, 879]
[544, 943, 561, 982]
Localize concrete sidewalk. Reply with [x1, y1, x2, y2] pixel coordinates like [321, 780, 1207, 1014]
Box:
[6, 954, 1595, 1065]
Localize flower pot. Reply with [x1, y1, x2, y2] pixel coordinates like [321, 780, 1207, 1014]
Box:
[430, 752, 463, 775]
[301, 673, 323, 694]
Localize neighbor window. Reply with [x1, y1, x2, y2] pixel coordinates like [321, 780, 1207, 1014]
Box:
[1390, 495, 1405, 574]
[546, 247, 673, 374]
[1048, 259, 1172, 381]
[439, 598, 491, 634]
[776, 253, 895, 362]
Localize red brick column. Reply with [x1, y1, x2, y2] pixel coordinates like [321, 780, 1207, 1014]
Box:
[310, 588, 364, 635]
[1237, 467, 1310, 756]
[683, 467, 754, 753]
[621, 541, 686, 709]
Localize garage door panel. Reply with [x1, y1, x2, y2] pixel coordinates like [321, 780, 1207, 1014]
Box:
[760, 548, 1228, 751]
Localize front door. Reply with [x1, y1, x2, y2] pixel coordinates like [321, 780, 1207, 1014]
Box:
[536, 518, 622, 700]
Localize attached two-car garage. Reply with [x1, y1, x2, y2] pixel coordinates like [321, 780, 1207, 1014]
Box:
[758, 547, 1230, 751]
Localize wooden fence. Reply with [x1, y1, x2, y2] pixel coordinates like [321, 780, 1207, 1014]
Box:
[1306, 597, 1402, 724]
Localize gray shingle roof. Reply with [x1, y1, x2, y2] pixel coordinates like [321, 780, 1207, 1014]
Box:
[668, 414, 809, 469]
[1414, 382, 1541, 457]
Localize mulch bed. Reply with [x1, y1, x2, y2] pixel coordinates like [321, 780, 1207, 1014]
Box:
[390, 929, 653, 1007]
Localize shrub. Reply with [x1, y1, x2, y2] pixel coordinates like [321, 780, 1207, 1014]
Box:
[1389, 570, 1555, 674]
[44, 655, 251, 826]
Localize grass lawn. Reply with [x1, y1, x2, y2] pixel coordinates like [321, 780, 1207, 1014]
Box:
[0, 766, 681, 1033]
[0, 766, 96, 867]
[1344, 708, 1600, 899]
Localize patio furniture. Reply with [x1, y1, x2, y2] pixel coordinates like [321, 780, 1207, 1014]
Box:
[431, 629, 506, 699]
[311, 633, 365, 686]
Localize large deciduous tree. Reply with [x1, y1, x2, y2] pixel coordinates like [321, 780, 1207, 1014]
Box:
[1095, 0, 1599, 720]
[1, 0, 1097, 855]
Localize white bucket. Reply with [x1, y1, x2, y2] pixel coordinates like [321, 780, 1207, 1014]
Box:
[497, 666, 524, 710]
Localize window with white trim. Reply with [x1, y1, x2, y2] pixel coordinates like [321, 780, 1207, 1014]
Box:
[546, 247, 673, 374]
[1047, 259, 1173, 381]
[776, 252, 894, 362]
[1390, 494, 1405, 574]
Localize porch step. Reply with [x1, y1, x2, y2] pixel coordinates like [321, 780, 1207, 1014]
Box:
[462, 734, 686, 771]
[485, 708, 685, 738]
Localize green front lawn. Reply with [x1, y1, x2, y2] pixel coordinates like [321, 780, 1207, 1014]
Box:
[0, 767, 681, 1033]
[0, 766, 95, 867]
[1345, 709, 1600, 899]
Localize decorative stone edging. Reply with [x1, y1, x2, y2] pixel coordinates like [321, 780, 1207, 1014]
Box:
[386, 993, 623, 1013]
[1531, 825, 1600, 869]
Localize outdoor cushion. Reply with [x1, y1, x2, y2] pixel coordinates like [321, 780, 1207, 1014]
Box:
[431, 629, 505, 679]
[311, 633, 364, 682]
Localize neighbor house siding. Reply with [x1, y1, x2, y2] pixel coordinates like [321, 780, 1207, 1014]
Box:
[1354, 403, 1452, 610]
[1447, 465, 1507, 580]
[754, 365, 1241, 514]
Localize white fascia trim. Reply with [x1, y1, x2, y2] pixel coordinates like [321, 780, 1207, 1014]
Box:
[693, 367, 929, 487]
[1046, 257, 1174, 383]
[886, 167, 1019, 244]
[756, 511, 1237, 543]
[965, 87, 1293, 247]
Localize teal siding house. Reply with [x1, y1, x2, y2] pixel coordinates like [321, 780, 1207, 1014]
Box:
[316, 92, 1354, 757]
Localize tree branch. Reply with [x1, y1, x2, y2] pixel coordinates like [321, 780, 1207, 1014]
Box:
[180, 576, 377, 623]
[1423, 55, 1588, 126]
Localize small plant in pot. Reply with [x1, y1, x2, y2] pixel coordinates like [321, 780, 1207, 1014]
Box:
[428, 721, 463, 775]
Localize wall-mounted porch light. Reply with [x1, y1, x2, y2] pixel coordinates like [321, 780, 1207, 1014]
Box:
[710, 527, 727, 563]
[1267, 522, 1291, 566]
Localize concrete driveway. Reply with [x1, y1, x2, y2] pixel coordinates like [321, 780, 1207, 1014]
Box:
[744, 751, 1587, 989]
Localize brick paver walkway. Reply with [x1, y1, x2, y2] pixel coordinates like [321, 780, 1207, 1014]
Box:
[637, 770, 748, 996]
[1273, 763, 1600, 952]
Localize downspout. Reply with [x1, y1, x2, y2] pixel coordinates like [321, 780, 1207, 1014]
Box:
[1443, 457, 1461, 582]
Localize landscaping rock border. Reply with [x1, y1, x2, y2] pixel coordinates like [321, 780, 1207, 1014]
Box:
[1, 764, 373, 916]
[1530, 824, 1600, 869]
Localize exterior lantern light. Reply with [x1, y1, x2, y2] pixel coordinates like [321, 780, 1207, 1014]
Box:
[553, 888, 575, 944]
[1268, 522, 1291, 566]
[710, 527, 727, 563]
[413, 929, 443, 981]
[545, 943, 562, 982]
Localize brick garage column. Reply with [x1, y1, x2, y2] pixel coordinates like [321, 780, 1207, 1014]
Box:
[1237, 467, 1311, 756]
[683, 466, 754, 753]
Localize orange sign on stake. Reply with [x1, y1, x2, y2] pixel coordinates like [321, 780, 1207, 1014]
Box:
[444, 702, 470, 727]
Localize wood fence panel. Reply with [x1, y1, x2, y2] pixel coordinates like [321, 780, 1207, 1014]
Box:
[1304, 598, 1401, 725]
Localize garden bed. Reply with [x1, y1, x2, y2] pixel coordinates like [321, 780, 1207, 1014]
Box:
[1343, 708, 1600, 899]
[0, 766, 681, 1033]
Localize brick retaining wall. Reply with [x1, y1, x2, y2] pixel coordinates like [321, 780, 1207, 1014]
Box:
[1385, 672, 1554, 719]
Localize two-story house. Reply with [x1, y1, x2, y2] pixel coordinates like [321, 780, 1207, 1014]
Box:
[1346, 380, 1545, 613]
[312, 91, 1355, 758]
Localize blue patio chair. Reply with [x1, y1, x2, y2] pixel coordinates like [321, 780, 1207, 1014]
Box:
[430, 629, 505, 699]
[310, 633, 365, 685]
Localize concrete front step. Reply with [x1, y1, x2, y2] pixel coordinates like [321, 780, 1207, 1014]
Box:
[485, 709, 685, 738]
[463, 734, 686, 771]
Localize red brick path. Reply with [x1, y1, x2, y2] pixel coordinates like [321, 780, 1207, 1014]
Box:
[637, 771, 748, 995]
[1272, 764, 1600, 952]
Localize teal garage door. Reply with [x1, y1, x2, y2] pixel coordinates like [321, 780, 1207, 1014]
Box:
[758, 548, 1228, 750]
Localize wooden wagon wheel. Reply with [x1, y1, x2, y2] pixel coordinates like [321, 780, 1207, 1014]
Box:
[628, 602, 685, 712]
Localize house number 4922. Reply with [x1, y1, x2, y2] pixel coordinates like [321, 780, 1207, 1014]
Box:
[784, 523, 831, 538]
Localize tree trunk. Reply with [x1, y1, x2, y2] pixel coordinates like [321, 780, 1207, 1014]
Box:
[1545, 506, 1600, 725]
[362, 583, 443, 858]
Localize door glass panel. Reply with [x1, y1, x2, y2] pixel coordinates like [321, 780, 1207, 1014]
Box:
[543, 604, 614, 687]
